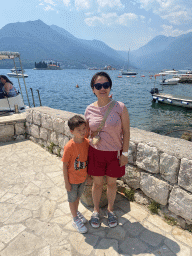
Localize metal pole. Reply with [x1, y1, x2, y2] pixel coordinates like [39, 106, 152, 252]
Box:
[13, 58, 24, 100]
[36, 89, 42, 106]
[18, 56, 30, 107]
[30, 88, 35, 107]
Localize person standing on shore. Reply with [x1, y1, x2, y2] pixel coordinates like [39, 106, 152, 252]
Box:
[85, 72, 130, 228]
[61, 115, 89, 233]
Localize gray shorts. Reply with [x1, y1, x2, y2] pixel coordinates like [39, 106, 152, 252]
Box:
[67, 181, 86, 203]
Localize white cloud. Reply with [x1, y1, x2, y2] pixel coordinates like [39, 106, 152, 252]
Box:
[85, 12, 94, 16]
[63, 0, 70, 6]
[85, 13, 117, 26]
[39, 2, 44, 5]
[97, 0, 124, 9]
[161, 24, 192, 37]
[137, 0, 192, 24]
[75, 0, 90, 10]
[161, 10, 191, 25]
[43, 0, 56, 6]
[85, 12, 142, 26]
[44, 5, 54, 11]
[118, 13, 138, 25]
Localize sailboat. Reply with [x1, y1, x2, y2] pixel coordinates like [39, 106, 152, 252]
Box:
[121, 49, 137, 75]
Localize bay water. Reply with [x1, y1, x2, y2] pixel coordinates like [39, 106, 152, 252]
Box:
[1, 69, 192, 138]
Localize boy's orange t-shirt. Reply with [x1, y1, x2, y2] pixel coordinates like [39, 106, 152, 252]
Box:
[61, 138, 89, 184]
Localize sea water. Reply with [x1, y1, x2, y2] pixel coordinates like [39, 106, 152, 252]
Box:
[1, 69, 192, 138]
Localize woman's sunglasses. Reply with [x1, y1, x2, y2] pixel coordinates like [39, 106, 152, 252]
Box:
[93, 82, 111, 90]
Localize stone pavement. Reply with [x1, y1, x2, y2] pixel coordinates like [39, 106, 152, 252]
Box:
[0, 140, 192, 256]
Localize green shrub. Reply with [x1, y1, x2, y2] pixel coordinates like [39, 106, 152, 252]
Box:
[164, 215, 177, 226]
[57, 147, 61, 157]
[124, 188, 135, 202]
[148, 201, 160, 214]
[47, 142, 56, 154]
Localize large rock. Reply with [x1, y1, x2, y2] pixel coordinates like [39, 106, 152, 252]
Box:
[41, 114, 53, 130]
[15, 122, 25, 135]
[52, 117, 65, 134]
[26, 109, 33, 123]
[178, 158, 192, 193]
[140, 172, 170, 205]
[128, 141, 137, 164]
[40, 127, 48, 141]
[50, 131, 58, 145]
[33, 111, 41, 126]
[0, 124, 14, 139]
[136, 143, 159, 173]
[160, 153, 179, 184]
[30, 124, 40, 138]
[168, 186, 192, 223]
[122, 164, 140, 189]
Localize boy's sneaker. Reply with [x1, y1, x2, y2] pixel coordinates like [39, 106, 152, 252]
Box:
[72, 218, 88, 233]
[77, 211, 87, 224]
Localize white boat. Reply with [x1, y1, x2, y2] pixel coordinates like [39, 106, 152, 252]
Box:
[0, 51, 30, 112]
[150, 88, 192, 108]
[159, 71, 179, 85]
[121, 49, 137, 76]
[7, 72, 28, 78]
[7, 67, 28, 78]
[0, 93, 25, 111]
[10, 68, 25, 72]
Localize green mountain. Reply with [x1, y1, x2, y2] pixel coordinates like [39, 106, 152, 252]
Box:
[130, 34, 192, 71]
[0, 20, 124, 69]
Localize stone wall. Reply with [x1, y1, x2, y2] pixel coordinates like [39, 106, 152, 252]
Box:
[0, 112, 26, 142]
[25, 106, 192, 226]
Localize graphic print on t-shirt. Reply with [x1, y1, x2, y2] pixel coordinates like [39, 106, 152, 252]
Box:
[74, 154, 88, 170]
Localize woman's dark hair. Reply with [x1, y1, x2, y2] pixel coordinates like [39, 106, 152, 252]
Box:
[90, 72, 112, 89]
[0, 75, 13, 85]
[68, 115, 86, 131]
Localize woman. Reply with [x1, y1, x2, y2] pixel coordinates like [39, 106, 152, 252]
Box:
[0, 75, 17, 97]
[85, 72, 130, 228]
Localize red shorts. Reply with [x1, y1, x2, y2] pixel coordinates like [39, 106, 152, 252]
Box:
[87, 146, 125, 178]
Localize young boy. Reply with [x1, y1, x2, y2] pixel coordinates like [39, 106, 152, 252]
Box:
[62, 115, 89, 233]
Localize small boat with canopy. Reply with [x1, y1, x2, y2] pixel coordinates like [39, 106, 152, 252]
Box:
[0, 51, 30, 113]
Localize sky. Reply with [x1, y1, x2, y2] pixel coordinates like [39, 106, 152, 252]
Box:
[1, 0, 192, 51]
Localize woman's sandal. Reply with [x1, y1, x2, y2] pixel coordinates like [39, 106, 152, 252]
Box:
[89, 212, 100, 228]
[108, 211, 118, 228]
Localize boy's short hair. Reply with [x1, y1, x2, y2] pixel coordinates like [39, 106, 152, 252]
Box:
[68, 115, 86, 131]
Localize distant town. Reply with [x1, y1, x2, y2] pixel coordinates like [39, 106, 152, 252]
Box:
[34, 61, 117, 70]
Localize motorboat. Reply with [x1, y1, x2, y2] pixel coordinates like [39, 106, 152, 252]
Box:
[121, 49, 137, 76]
[150, 88, 192, 108]
[7, 67, 28, 78]
[160, 77, 180, 85]
[0, 51, 30, 112]
[7, 72, 28, 78]
[10, 68, 25, 72]
[159, 71, 180, 85]
[122, 71, 138, 75]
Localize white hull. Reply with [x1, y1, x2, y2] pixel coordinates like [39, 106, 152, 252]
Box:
[0, 93, 26, 112]
[7, 73, 28, 78]
[152, 93, 192, 108]
[160, 78, 179, 85]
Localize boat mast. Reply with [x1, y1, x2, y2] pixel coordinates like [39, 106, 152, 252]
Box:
[127, 48, 130, 70]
